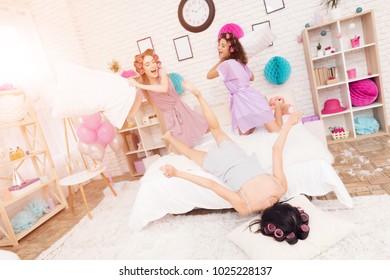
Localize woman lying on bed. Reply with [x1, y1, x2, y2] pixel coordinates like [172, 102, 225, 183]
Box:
[161, 81, 310, 244]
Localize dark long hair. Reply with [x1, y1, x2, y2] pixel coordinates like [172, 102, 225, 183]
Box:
[219, 32, 248, 65]
[249, 202, 310, 245]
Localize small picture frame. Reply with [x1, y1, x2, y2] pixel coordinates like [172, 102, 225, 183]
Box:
[263, 0, 285, 14]
[137, 37, 154, 53]
[173, 35, 193, 61]
[252, 21, 273, 46]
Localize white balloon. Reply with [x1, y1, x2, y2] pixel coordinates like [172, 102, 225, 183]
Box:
[109, 134, 124, 152]
[87, 142, 105, 161]
[77, 140, 90, 155]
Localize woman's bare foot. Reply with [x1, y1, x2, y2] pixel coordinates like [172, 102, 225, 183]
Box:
[274, 101, 290, 114]
[239, 127, 255, 135]
[161, 131, 172, 142]
[161, 131, 175, 153]
[182, 80, 201, 97]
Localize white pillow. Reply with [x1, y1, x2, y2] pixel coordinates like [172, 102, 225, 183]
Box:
[240, 24, 275, 58]
[194, 103, 231, 126]
[0, 249, 20, 260]
[52, 63, 136, 128]
[227, 195, 356, 259]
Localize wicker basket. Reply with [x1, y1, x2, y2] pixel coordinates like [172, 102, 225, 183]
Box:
[331, 130, 349, 140]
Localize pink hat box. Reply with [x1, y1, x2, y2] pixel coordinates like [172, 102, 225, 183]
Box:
[349, 79, 378, 106]
[321, 99, 347, 115]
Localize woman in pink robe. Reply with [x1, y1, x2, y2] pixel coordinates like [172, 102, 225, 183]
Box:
[128, 49, 208, 147]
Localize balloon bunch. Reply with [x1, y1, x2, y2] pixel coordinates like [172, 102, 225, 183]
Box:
[75, 112, 123, 161]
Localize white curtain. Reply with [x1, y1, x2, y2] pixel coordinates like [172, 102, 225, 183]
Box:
[0, 5, 80, 181]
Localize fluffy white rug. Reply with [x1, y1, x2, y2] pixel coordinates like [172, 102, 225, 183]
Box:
[37, 182, 390, 260]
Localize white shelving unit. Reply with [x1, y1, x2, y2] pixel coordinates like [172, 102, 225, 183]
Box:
[302, 10, 388, 142]
[0, 90, 67, 247]
[119, 99, 167, 178]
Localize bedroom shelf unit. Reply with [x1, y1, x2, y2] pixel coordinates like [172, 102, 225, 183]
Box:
[119, 99, 167, 178]
[0, 90, 67, 247]
[302, 10, 388, 143]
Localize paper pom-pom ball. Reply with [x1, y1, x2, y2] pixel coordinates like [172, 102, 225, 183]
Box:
[11, 210, 36, 233]
[305, 23, 310, 28]
[349, 79, 378, 106]
[264, 56, 291, 85]
[354, 116, 379, 135]
[320, 30, 327, 36]
[169, 72, 185, 95]
[356, 7, 363, 13]
[218, 23, 244, 39]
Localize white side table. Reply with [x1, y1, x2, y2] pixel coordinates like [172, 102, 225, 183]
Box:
[59, 166, 117, 219]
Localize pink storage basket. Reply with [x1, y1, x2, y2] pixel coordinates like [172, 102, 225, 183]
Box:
[349, 79, 378, 106]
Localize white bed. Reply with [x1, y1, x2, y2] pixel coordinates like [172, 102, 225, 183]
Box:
[129, 112, 353, 230]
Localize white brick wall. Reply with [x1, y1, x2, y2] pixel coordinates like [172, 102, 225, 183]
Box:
[11, 0, 390, 175]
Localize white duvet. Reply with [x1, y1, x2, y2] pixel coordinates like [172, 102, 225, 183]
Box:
[129, 124, 353, 230]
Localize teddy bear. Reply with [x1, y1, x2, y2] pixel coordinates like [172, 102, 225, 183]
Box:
[269, 96, 294, 115]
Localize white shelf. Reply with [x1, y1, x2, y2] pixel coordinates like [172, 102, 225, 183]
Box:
[3, 178, 56, 208]
[302, 10, 388, 142]
[119, 99, 166, 178]
[0, 90, 67, 247]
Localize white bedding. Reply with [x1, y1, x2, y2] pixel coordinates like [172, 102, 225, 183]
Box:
[129, 124, 353, 230]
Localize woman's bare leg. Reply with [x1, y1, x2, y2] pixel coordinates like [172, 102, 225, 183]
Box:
[182, 81, 230, 145]
[162, 132, 206, 166]
[264, 101, 285, 132]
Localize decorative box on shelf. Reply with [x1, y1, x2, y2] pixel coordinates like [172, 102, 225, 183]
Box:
[331, 131, 349, 140]
[8, 178, 40, 191]
[301, 115, 320, 124]
[326, 78, 339, 85]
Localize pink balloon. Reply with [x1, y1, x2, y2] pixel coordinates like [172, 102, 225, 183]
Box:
[82, 112, 102, 130]
[76, 124, 97, 144]
[96, 121, 115, 145]
[97, 137, 108, 148]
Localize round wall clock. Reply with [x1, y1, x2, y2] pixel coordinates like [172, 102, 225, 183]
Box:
[178, 0, 215, 33]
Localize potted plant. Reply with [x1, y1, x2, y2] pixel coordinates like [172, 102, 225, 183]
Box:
[316, 43, 323, 57]
[321, 0, 341, 19]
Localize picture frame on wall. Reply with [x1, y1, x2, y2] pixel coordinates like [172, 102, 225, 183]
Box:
[263, 0, 285, 14]
[252, 21, 273, 46]
[173, 35, 193, 61]
[137, 37, 154, 53]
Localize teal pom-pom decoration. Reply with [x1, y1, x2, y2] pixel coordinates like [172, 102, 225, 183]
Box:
[320, 30, 327, 36]
[356, 7, 363, 13]
[354, 117, 379, 135]
[305, 23, 310, 28]
[11, 199, 50, 233]
[25, 199, 50, 220]
[11, 210, 36, 233]
[169, 72, 185, 95]
[264, 56, 291, 85]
